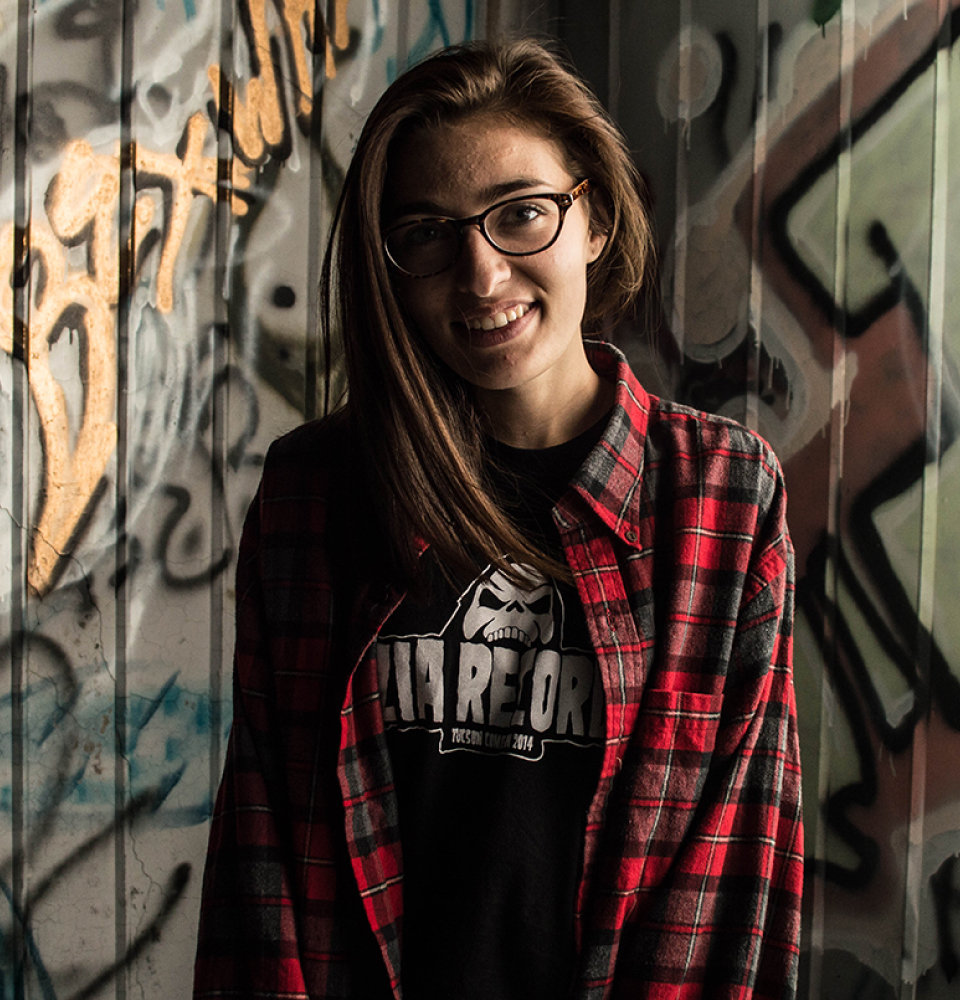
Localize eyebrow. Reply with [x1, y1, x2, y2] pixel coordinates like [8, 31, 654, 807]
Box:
[390, 177, 555, 220]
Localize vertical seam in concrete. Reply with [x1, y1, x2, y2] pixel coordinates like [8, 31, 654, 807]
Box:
[746, 0, 770, 433]
[306, 1, 327, 421]
[899, 5, 950, 996]
[484, 0, 500, 39]
[209, 0, 238, 812]
[114, 0, 136, 992]
[607, 0, 621, 121]
[10, 0, 32, 988]
[397, 0, 410, 77]
[671, 0, 693, 360]
[807, 4, 857, 998]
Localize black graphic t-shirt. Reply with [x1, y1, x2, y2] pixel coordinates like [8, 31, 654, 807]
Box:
[378, 421, 606, 1000]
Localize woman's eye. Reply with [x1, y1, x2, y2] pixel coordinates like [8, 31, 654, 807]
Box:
[503, 203, 546, 226]
[403, 222, 447, 246]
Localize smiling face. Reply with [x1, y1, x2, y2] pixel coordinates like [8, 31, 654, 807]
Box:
[384, 115, 607, 412]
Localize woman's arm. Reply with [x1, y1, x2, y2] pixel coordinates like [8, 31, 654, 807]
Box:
[610, 461, 804, 999]
[193, 486, 313, 999]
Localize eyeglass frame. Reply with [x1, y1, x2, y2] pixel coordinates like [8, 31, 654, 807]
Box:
[382, 179, 592, 278]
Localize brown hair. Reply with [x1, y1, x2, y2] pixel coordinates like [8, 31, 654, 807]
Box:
[320, 38, 655, 588]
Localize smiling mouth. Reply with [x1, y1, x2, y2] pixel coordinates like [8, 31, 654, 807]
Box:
[465, 303, 531, 331]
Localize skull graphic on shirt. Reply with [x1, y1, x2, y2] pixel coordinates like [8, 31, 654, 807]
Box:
[462, 565, 556, 648]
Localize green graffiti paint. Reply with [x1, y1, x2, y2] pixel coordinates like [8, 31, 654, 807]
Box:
[812, 0, 841, 27]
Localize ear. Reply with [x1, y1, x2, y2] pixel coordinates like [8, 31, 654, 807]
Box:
[586, 226, 608, 264]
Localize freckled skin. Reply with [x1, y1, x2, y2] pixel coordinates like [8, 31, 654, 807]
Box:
[385, 116, 611, 448]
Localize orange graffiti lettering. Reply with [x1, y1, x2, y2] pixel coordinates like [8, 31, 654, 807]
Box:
[2, 0, 342, 594]
[211, 0, 349, 165]
[0, 222, 116, 595]
[0, 113, 250, 594]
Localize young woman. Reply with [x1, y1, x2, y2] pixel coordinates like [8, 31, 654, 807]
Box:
[193, 39, 804, 1000]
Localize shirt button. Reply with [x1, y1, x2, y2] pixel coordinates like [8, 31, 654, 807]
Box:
[624, 529, 638, 543]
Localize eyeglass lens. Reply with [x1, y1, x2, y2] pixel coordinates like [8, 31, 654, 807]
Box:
[386, 196, 563, 276]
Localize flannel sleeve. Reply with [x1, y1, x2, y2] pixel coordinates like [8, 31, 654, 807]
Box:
[611, 459, 804, 1000]
[192, 486, 312, 999]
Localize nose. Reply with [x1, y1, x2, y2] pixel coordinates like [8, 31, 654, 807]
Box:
[455, 225, 511, 297]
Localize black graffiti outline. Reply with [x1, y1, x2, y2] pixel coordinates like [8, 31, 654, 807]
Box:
[215, 0, 360, 169]
[0, 629, 200, 1000]
[750, 13, 960, 940]
[0, 633, 80, 887]
[195, 346, 263, 474]
[799, 551, 898, 891]
[796, 243, 959, 891]
[0, 808, 191, 1000]
[768, 6, 960, 338]
[155, 484, 232, 590]
[677, 326, 793, 419]
[931, 854, 960, 984]
[0, 631, 194, 998]
[151, 341, 263, 591]
[0, 878, 55, 1000]
[931, 855, 960, 983]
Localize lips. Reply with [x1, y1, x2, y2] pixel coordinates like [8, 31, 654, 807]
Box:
[464, 303, 531, 331]
[456, 302, 537, 348]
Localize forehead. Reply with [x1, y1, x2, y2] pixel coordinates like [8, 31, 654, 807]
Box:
[385, 114, 575, 215]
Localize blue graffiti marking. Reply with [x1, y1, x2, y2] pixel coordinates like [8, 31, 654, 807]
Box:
[0, 877, 56, 1000]
[387, 0, 474, 81]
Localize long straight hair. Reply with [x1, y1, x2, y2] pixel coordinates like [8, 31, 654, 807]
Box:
[320, 38, 655, 589]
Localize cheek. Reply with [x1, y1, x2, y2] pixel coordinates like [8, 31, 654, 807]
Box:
[395, 278, 437, 328]
[535, 249, 590, 307]
[394, 280, 457, 362]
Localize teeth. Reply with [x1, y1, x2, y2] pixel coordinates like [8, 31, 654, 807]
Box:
[467, 303, 529, 331]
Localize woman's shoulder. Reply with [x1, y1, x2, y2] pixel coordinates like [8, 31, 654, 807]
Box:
[637, 394, 787, 520]
[588, 339, 780, 472]
[251, 408, 378, 560]
[269, 407, 352, 458]
[260, 409, 357, 485]
[646, 393, 781, 469]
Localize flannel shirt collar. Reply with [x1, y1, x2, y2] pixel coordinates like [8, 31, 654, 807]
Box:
[557, 339, 651, 549]
[396, 339, 649, 576]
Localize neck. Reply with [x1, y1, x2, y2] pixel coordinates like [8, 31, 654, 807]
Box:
[477, 363, 614, 449]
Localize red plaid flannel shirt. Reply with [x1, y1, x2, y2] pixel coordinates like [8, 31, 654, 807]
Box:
[194, 342, 803, 999]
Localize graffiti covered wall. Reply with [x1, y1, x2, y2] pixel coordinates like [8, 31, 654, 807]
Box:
[0, 0, 485, 995]
[2, 0, 959, 996]
[584, 0, 960, 996]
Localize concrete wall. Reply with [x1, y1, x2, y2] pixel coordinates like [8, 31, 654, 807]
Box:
[1, 0, 957, 996]
[0, 0, 479, 995]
